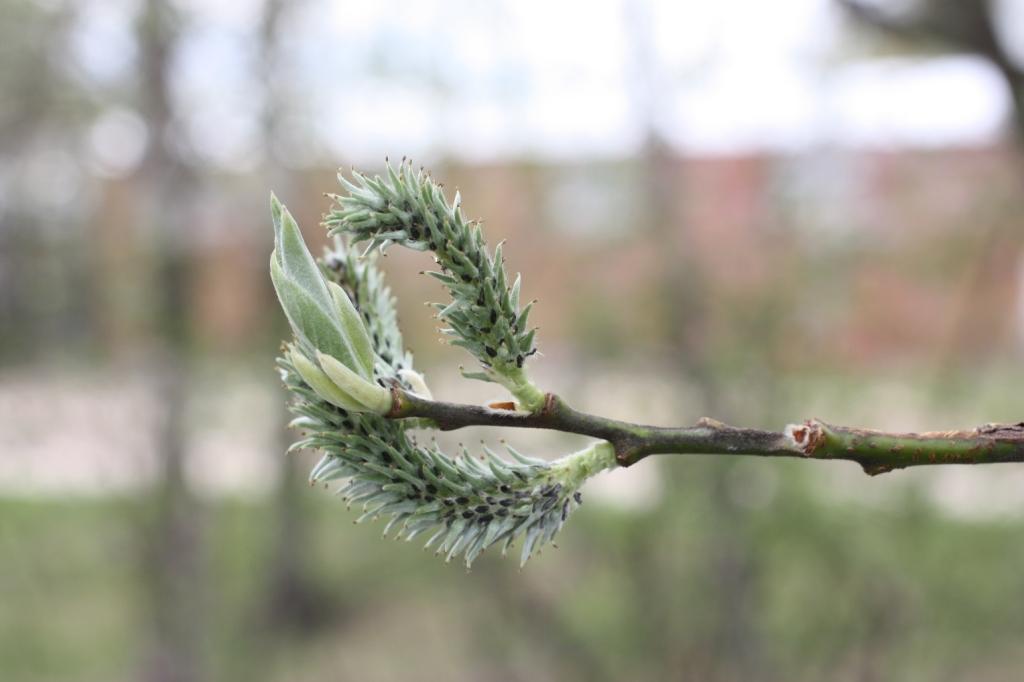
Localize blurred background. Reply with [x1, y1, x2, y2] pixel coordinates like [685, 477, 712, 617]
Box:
[3, 0, 1024, 680]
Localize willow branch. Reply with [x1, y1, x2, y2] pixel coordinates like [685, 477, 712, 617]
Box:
[271, 167, 1024, 568]
[389, 389, 1024, 476]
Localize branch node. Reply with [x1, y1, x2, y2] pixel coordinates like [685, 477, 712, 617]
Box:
[785, 419, 825, 456]
[614, 445, 638, 467]
[386, 384, 404, 418]
[540, 392, 559, 417]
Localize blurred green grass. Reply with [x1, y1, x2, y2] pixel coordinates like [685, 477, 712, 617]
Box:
[3, 470, 1024, 682]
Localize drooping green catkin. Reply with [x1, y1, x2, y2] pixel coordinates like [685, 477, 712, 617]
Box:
[283, 359, 602, 568]
[323, 161, 545, 411]
[280, 238, 605, 567]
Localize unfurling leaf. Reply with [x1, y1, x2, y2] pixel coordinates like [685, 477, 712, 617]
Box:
[270, 194, 373, 381]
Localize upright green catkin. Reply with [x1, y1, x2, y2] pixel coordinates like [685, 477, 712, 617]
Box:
[324, 161, 545, 411]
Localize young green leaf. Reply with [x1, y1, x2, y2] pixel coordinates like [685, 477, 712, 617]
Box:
[327, 281, 374, 380]
[316, 351, 390, 414]
[288, 347, 367, 412]
[271, 254, 356, 368]
[271, 194, 333, 312]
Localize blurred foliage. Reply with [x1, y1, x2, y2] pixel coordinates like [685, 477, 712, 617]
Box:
[3, 479, 1024, 682]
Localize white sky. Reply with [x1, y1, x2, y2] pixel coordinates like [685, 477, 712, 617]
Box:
[71, 0, 1018, 171]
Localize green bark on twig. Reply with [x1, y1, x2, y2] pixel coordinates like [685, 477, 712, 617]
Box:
[390, 388, 1024, 476]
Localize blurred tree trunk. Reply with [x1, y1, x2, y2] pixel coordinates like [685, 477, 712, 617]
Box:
[838, 0, 1024, 376]
[263, 386, 333, 634]
[839, 0, 1024, 148]
[0, 3, 94, 361]
[145, 355, 203, 682]
[135, 2, 205, 681]
[624, 3, 764, 679]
